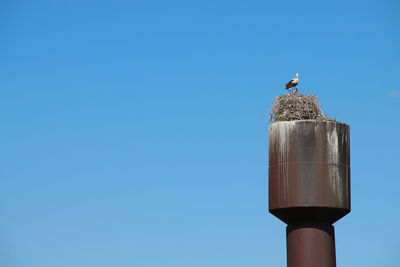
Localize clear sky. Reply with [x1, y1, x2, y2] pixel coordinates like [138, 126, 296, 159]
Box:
[1, 0, 399, 266]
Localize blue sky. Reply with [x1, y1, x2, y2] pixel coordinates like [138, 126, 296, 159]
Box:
[1, 0, 399, 266]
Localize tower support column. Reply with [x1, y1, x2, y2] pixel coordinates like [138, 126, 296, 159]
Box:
[286, 223, 336, 267]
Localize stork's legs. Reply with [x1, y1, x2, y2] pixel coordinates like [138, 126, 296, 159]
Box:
[287, 87, 299, 95]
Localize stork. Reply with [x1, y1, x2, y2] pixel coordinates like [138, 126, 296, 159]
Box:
[285, 73, 299, 94]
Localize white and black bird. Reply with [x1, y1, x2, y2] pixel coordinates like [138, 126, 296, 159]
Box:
[285, 73, 299, 94]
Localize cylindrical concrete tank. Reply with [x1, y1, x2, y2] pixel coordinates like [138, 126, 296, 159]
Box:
[269, 120, 350, 223]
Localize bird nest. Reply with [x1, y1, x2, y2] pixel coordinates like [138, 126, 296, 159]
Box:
[270, 92, 327, 122]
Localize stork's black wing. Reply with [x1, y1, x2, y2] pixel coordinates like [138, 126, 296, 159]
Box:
[285, 79, 295, 89]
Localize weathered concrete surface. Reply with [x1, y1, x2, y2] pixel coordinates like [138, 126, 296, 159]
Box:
[268, 120, 350, 224]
